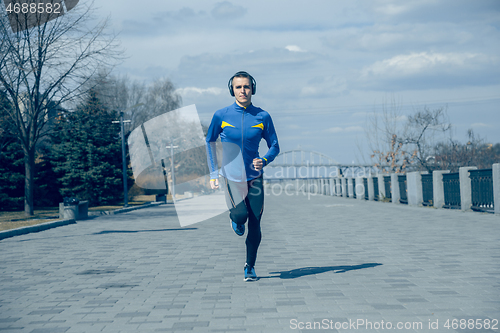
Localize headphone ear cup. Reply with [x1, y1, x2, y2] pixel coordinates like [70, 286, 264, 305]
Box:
[228, 76, 235, 96]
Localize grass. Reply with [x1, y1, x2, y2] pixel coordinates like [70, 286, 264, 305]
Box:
[0, 209, 59, 232]
[379, 194, 392, 203]
[0, 195, 158, 232]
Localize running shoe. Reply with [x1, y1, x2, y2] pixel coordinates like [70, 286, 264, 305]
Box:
[244, 263, 257, 282]
[231, 220, 245, 236]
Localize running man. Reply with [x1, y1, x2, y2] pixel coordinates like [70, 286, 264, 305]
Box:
[206, 71, 280, 281]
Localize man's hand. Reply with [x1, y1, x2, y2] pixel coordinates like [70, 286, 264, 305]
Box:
[210, 178, 219, 189]
[253, 158, 264, 171]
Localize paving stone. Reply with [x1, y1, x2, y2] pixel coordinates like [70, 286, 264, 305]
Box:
[0, 192, 499, 332]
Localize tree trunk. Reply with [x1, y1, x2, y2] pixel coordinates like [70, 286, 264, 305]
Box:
[24, 149, 35, 216]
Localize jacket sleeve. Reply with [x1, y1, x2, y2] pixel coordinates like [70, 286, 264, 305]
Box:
[261, 113, 279, 166]
[205, 110, 222, 179]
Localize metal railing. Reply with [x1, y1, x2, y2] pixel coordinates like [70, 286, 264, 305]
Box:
[383, 176, 391, 201]
[443, 172, 461, 209]
[422, 173, 433, 206]
[469, 169, 494, 213]
[398, 174, 408, 204]
[267, 166, 498, 215]
[373, 177, 379, 201]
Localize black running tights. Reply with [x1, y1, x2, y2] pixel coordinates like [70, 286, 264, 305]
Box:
[222, 176, 264, 268]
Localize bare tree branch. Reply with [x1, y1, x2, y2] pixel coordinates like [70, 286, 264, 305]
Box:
[364, 97, 452, 173]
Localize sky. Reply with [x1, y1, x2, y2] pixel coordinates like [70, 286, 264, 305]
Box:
[92, 0, 500, 164]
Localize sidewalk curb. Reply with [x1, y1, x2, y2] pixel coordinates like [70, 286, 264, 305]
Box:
[0, 202, 166, 241]
[111, 201, 164, 214]
[88, 202, 165, 217]
[0, 219, 76, 241]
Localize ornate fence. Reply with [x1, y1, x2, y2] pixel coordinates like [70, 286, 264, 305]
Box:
[383, 176, 391, 201]
[421, 173, 433, 206]
[469, 169, 494, 213]
[398, 174, 408, 204]
[442, 172, 461, 209]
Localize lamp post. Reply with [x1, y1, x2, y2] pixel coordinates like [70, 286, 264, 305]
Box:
[112, 103, 143, 207]
[165, 141, 179, 202]
[112, 112, 131, 207]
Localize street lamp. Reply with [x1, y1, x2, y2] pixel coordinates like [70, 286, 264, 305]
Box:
[165, 141, 179, 202]
[112, 103, 143, 207]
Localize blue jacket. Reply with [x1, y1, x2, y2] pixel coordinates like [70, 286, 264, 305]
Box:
[206, 102, 279, 182]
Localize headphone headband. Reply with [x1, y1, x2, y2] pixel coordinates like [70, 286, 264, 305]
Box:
[228, 71, 256, 96]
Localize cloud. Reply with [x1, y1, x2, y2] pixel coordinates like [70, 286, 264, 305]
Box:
[364, 52, 479, 76]
[351, 112, 372, 118]
[395, 115, 408, 123]
[175, 87, 225, 96]
[326, 126, 364, 133]
[327, 127, 343, 133]
[345, 126, 364, 132]
[373, 0, 500, 24]
[211, 1, 247, 20]
[471, 123, 491, 128]
[153, 7, 202, 21]
[285, 45, 307, 52]
[300, 76, 348, 98]
[119, 7, 210, 36]
[175, 47, 319, 91]
[374, 1, 429, 16]
[360, 52, 500, 89]
[322, 23, 478, 53]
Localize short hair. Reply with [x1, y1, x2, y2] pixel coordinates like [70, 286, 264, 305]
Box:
[234, 72, 252, 80]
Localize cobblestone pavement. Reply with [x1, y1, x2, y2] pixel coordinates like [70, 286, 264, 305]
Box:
[1, 190, 499, 333]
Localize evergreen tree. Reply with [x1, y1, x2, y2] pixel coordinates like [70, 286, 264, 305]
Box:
[51, 90, 122, 206]
[0, 90, 24, 210]
[34, 146, 63, 208]
[0, 140, 24, 211]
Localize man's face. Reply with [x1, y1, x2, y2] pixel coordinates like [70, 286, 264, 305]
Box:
[232, 77, 252, 107]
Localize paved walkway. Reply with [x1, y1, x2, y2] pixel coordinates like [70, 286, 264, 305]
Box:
[1, 190, 499, 333]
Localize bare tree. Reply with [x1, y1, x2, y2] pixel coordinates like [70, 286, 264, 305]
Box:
[366, 97, 414, 173]
[434, 129, 500, 172]
[88, 74, 182, 135]
[365, 98, 452, 173]
[140, 78, 182, 126]
[0, 1, 120, 215]
[87, 73, 144, 129]
[400, 106, 451, 172]
[0, 89, 15, 153]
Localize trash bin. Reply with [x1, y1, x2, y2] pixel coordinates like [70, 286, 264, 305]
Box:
[63, 197, 79, 219]
[156, 194, 166, 203]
